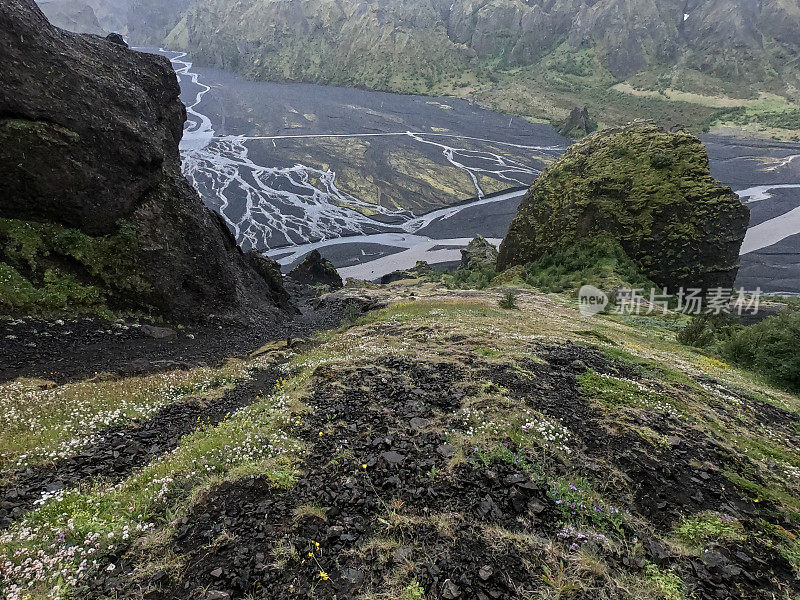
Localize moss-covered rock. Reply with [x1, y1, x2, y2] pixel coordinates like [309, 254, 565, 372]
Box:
[497, 124, 750, 292]
[460, 236, 499, 271]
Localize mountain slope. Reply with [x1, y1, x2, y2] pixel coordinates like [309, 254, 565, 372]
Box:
[157, 0, 800, 133]
[2, 286, 800, 598]
[37, 0, 800, 133]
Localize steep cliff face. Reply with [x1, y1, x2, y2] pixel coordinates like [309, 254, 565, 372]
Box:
[35, 0, 107, 36]
[165, 0, 474, 91]
[0, 0, 291, 321]
[497, 124, 751, 292]
[160, 0, 798, 94]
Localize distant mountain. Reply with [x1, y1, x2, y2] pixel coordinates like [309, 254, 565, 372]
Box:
[36, 0, 108, 35]
[161, 0, 798, 90]
[39, 0, 800, 134]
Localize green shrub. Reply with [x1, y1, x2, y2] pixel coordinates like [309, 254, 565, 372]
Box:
[342, 300, 362, 324]
[677, 314, 737, 348]
[498, 290, 518, 310]
[521, 236, 654, 293]
[719, 311, 800, 391]
[434, 264, 497, 290]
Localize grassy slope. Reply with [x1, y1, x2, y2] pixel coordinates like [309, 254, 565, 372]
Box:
[2, 283, 799, 598]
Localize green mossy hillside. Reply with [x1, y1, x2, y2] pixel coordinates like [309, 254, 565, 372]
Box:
[0, 218, 150, 317]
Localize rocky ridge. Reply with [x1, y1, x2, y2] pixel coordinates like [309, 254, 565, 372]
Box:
[163, 0, 799, 102]
[0, 0, 290, 322]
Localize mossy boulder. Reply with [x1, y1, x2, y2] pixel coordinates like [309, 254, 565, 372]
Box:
[497, 124, 750, 292]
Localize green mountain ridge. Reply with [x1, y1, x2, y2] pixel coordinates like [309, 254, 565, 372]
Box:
[39, 0, 800, 135]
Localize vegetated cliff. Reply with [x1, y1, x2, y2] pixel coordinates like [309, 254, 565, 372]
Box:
[38, 0, 800, 132]
[162, 0, 799, 96]
[496, 124, 750, 292]
[0, 0, 291, 322]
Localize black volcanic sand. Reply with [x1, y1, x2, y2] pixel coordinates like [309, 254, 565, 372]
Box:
[0, 288, 383, 385]
[174, 64, 565, 147]
[95, 342, 799, 600]
[746, 187, 800, 227]
[282, 243, 409, 271]
[703, 136, 800, 190]
[737, 232, 800, 293]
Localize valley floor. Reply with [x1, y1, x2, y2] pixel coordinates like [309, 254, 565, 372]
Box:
[1, 283, 800, 599]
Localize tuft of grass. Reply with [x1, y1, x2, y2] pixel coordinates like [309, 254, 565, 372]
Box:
[578, 370, 678, 414]
[548, 477, 626, 535]
[644, 563, 686, 600]
[401, 579, 425, 599]
[671, 512, 745, 551]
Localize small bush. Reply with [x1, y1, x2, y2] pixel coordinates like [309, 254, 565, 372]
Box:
[342, 300, 362, 324]
[644, 563, 686, 600]
[435, 264, 497, 290]
[677, 314, 737, 348]
[719, 310, 800, 392]
[521, 236, 654, 293]
[498, 290, 518, 310]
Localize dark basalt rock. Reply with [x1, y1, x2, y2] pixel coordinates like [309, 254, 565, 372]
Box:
[380, 260, 432, 284]
[460, 236, 498, 271]
[0, 0, 292, 321]
[0, 1, 182, 234]
[105, 32, 127, 46]
[557, 106, 597, 138]
[288, 250, 343, 289]
[497, 123, 750, 292]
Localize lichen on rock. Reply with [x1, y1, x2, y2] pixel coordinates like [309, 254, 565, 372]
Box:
[497, 123, 750, 292]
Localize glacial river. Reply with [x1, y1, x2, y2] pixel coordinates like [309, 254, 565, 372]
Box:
[154, 49, 800, 293]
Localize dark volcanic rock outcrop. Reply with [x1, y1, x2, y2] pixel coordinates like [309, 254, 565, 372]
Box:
[557, 107, 597, 138]
[380, 260, 432, 284]
[460, 236, 498, 271]
[497, 124, 750, 292]
[0, 0, 291, 321]
[288, 250, 343, 290]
